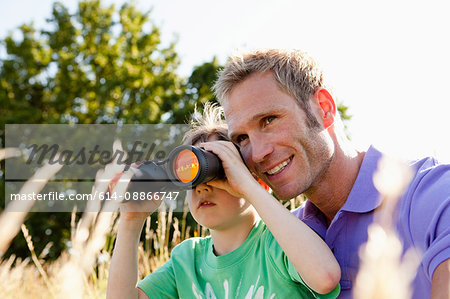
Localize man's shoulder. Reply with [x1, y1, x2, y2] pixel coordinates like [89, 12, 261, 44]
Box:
[407, 156, 450, 195]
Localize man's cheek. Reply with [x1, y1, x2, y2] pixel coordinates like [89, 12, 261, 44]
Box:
[239, 147, 253, 168]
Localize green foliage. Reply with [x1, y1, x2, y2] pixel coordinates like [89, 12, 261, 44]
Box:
[170, 56, 222, 123]
[187, 56, 221, 104]
[336, 100, 352, 136]
[0, 0, 183, 125]
[0, 0, 192, 261]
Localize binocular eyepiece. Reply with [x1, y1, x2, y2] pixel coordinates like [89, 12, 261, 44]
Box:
[126, 145, 225, 192]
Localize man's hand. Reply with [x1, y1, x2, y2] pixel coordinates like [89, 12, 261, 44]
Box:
[200, 141, 262, 200]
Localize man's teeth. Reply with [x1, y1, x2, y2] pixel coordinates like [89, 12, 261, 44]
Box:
[201, 202, 211, 205]
[267, 158, 291, 175]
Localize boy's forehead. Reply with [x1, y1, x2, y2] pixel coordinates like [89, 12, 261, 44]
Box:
[192, 134, 221, 147]
[206, 135, 219, 142]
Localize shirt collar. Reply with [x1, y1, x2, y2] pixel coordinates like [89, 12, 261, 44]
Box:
[340, 145, 383, 213]
[300, 200, 328, 238]
[300, 145, 384, 223]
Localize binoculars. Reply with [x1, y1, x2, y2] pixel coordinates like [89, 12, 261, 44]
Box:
[126, 145, 225, 192]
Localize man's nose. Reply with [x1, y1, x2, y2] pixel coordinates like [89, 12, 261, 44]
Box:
[249, 136, 273, 164]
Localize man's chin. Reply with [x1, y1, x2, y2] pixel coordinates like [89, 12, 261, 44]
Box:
[272, 189, 296, 201]
[272, 184, 306, 201]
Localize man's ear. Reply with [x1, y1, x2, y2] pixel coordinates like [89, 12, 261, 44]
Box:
[314, 88, 336, 129]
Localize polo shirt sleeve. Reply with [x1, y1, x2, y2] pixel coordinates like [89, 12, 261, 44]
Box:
[137, 259, 179, 299]
[407, 162, 450, 280]
[264, 229, 340, 299]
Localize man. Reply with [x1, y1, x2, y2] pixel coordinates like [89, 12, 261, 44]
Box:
[213, 49, 449, 299]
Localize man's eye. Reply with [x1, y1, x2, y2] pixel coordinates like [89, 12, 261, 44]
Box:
[236, 135, 248, 143]
[264, 116, 276, 126]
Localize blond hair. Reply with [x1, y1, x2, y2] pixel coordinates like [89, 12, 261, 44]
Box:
[213, 49, 325, 128]
[183, 102, 229, 145]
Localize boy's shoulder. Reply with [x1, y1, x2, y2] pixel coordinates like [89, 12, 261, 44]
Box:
[170, 235, 212, 257]
[170, 220, 272, 259]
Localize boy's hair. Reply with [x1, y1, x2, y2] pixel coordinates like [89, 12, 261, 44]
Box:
[213, 49, 325, 129]
[183, 102, 229, 145]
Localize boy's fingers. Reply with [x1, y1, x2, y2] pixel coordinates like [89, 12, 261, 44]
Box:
[206, 179, 226, 189]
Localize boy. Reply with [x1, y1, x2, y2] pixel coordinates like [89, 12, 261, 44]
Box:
[107, 104, 341, 298]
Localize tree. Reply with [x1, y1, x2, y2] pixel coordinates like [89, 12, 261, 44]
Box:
[0, 0, 183, 126]
[0, 0, 188, 260]
[169, 56, 222, 123]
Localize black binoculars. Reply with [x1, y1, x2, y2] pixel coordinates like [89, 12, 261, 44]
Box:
[126, 145, 225, 193]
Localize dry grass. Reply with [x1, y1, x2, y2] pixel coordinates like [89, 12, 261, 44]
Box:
[0, 148, 420, 299]
[353, 155, 421, 299]
[0, 145, 205, 298]
[0, 204, 200, 298]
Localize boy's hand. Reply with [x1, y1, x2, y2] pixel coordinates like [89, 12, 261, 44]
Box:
[110, 168, 162, 225]
[200, 141, 263, 199]
[119, 196, 162, 224]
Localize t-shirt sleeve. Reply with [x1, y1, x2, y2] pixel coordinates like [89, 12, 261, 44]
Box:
[264, 229, 340, 299]
[136, 259, 179, 299]
[407, 162, 450, 280]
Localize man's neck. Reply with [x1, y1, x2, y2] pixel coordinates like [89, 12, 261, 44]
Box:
[209, 215, 257, 256]
[305, 145, 366, 226]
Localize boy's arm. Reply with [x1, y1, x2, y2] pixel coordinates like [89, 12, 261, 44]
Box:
[106, 215, 147, 299]
[106, 167, 163, 299]
[108, 212, 178, 299]
[202, 141, 341, 295]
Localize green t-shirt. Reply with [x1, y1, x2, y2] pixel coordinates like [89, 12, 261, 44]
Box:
[137, 220, 340, 298]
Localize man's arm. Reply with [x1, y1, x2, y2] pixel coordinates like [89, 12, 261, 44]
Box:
[244, 185, 341, 294]
[202, 141, 341, 295]
[431, 259, 450, 299]
[407, 161, 450, 298]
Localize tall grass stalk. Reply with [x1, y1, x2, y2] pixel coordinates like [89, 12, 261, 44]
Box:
[0, 142, 198, 298]
[354, 155, 421, 299]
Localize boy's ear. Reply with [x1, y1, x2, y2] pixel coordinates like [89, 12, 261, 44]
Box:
[257, 178, 270, 191]
[314, 88, 337, 129]
[251, 172, 270, 191]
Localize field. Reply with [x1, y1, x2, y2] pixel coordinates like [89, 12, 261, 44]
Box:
[0, 148, 419, 299]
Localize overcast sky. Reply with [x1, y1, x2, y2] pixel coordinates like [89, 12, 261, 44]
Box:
[2, 0, 449, 161]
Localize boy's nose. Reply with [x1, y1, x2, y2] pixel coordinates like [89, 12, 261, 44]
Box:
[195, 183, 212, 194]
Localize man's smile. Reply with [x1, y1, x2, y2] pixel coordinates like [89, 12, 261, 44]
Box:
[265, 156, 293, 176]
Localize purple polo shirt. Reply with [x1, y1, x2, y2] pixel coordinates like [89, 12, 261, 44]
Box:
[292, 146, 450, 299]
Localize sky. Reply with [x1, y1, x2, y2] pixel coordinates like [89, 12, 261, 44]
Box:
[1, 0, 450, 162]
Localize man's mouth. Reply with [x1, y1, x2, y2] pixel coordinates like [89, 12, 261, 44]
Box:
[266, 157, 292, 175]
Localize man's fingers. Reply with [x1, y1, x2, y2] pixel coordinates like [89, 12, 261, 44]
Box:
[200, 141, 241, 162]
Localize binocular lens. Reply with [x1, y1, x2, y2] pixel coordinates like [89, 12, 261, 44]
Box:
[173, 149, 200, 183]
[167, 145, 225, 188]
[124, 145, 229, 194]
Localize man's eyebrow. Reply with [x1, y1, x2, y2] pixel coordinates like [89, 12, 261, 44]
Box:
[228, 111, 275, 142]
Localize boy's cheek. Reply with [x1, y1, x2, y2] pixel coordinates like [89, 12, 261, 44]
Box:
[186, 190, 194, 209]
